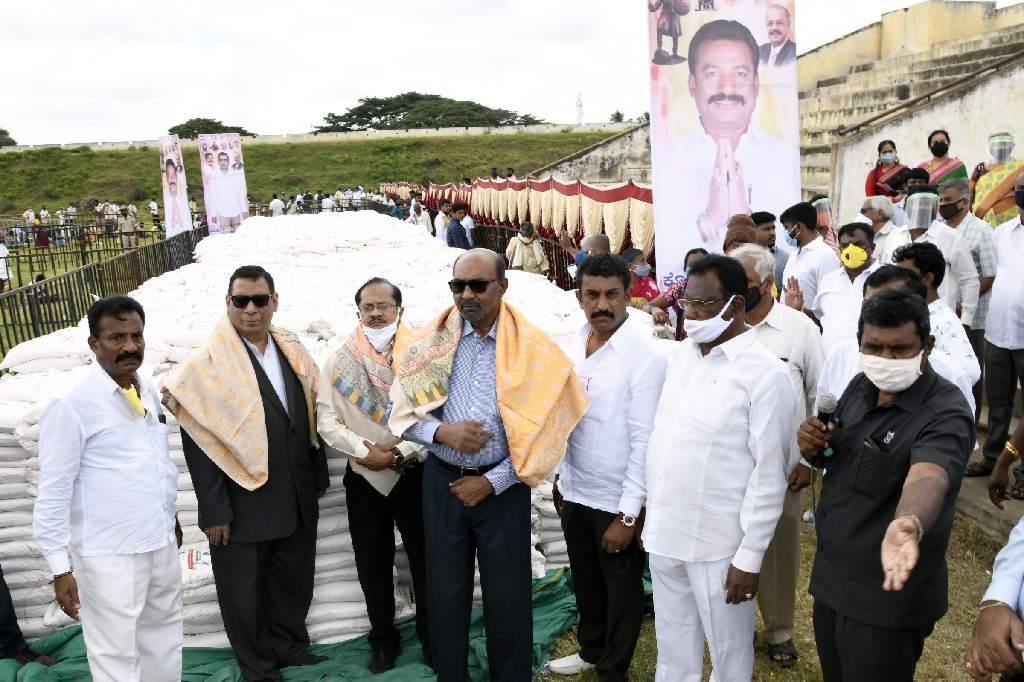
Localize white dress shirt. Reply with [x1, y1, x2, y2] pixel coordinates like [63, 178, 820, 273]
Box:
[986, 216, 1024, 350]
[875, 221, 981, 326]
[560, 317, 666, 517]
[929, 298, 981, 384]
[812, 261, 882, 354]
[243, 336, 289, 414]
[268, 198, 285, 216]
[643, 331, 795, 573]
[817, 337, 976, 415]
[34, 363, 178, 576]
[751, 302, 825, 471]
[983, 514, 1024, 617]
[461, 215, 476, 247]
[782, 236, 842, 314]
[433, 213, 448, 243]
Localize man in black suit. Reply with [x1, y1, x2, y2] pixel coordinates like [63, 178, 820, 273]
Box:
[759, 4, 796, 66]
[173, 265, 330, 682]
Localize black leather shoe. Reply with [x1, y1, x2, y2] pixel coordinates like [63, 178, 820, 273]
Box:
[280, 653, 328, 667]
[369, 648, 397, 674]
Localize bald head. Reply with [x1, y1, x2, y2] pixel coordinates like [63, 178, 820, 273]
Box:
[453, 248, 506, 280]
[580, 234, 611, 255]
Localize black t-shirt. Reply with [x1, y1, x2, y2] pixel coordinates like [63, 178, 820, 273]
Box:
[809, 365, 975, 630]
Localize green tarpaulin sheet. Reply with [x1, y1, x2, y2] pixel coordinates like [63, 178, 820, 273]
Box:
[0, 569, 577, 682]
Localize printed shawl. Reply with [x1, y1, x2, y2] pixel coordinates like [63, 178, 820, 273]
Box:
[388, 301, 589, 487]
[165, 315, 320, 490]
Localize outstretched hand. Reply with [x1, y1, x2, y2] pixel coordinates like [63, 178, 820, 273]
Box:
[881, 517, 920, 592]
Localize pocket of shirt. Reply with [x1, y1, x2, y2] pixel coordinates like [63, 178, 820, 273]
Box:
[851, 442, 899, 499]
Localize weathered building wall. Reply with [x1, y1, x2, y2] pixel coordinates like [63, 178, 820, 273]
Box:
[533, 125, 652, 185]
[831, 62, 1024, 222]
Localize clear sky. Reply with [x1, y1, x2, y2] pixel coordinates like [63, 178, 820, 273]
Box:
[3, 0, 1018, 145]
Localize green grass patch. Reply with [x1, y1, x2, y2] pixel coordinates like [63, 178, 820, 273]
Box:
[0, 132, 615, 214]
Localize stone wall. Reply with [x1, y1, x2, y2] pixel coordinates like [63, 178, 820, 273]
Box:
[531, 125, 652, 185]
[831, 60, 1024, 222]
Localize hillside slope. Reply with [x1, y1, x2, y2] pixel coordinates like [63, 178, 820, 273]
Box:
[0, 132, 614, 213]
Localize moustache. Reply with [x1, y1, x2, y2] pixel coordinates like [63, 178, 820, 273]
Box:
[590, 310, 615, 320]
[117, 352, 141, 363]
[708, 93, 746, 106]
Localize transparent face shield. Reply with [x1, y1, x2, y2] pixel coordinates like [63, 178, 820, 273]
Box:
[905, 192, 939, 230]
[990, 134, 1014, 163]
[813, 197, 833, 230]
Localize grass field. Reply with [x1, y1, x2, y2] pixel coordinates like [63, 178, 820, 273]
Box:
[0, 131, 615, 215]
[545, 511, 1005, 681]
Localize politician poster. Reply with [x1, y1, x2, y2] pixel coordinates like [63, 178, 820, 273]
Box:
[648, 0, 800, 290]
[197, 133, 249, 234]
[158, 135, 192, 238]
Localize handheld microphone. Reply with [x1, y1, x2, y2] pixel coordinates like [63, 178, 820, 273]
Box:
[816, 393, 838, 460]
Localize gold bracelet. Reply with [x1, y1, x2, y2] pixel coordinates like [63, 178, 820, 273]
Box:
[896, 513, 924, 542]
[980, 601, 1011, 612]
[1006, 442, 1022, 462]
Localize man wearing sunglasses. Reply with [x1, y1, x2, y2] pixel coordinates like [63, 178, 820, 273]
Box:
[317, 278, 431, 674]
[167, 265, 329, 681]
[389, 249, 589, 681]
[643, 254, 794, 681]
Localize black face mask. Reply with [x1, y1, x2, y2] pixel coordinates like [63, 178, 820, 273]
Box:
[930, 141, 949, 157]
[745, 285, 763, 312]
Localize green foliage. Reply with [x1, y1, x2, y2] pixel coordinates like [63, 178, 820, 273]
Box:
[0, 128, 16, 147]
[315, 93, 543, 133]
[0, 132, 614, 212]
[609, 111, 625, 123]
[168, 118, 255, 140]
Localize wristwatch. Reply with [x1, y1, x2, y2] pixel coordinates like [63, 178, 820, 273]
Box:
[619, 513, 637, 528]
[390, 447, 406, 467]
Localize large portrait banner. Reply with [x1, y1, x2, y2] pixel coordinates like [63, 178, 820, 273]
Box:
[158, 135, 192, 238]
[648, 0, 800, 290]
[197, 133, 249, 235]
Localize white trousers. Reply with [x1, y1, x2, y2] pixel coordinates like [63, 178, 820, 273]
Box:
[650, 553, 754, 682]
[73, 540, 183, 682]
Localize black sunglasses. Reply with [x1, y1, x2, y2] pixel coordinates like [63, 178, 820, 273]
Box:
[448, 278, 497, 294]
[230, 294, 271, 309]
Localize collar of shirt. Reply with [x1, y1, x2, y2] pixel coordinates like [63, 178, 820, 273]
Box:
[689, 327, 756, 362]
[462, 318, 498, 341]
[91, 361, 147, 404]
[242, 334, 277, 359]
[757, 301, 788, 333]
[575, 316, 642, 356]
[798, 235, 828, 255]
[770, 39, 789, 56]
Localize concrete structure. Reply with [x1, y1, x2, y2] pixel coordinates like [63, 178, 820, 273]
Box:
[0, 123, 634, 154]
[530, 124, 651, 184]
[831, 54, 1024, 222]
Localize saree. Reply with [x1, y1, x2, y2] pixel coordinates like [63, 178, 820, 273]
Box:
[972, 159, 1024, 228]
[919, 158, 968, 186]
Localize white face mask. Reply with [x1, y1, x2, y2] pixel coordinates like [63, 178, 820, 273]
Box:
[683, 295, 736, 344]
[859, 351, 923, 393]
[362, 320, 399, 352]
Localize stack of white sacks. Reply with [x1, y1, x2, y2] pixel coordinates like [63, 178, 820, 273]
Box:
[0, 211, 662, 645]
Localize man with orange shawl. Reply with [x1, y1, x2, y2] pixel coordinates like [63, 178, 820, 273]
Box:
[316, 278, 430, 675]
[166, 266, 329, 682]
[389, 249, 589, 681]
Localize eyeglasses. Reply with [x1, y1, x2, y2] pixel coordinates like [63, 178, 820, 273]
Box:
[359, 303, 398, 314]
[679, 296, 725, 312]
[448, 278, 497, 294]
[230, 294, 271, 309]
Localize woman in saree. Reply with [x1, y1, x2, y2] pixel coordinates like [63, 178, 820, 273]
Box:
[865, 139, 907, 198]
[971, 132, 1024, 228]
[919, 129, 968, 186]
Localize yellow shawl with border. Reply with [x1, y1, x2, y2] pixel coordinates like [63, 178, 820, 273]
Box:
[165, 315, 320, 491]
[388, 301, 588, 487]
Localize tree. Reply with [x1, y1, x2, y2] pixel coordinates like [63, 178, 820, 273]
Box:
[609, 111, 625, 123]
[314, 93, 543, 133]
[0, 128, 16, 147]
[634, 112, 651, 124]
[168, 118, 255, 140]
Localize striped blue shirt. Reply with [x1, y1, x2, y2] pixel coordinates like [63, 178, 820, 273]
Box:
[404, 319, 520, 494]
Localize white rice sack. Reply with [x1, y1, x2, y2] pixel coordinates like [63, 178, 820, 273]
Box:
[305, 601, 369, 626]
[0, 328, 89, 371]
[180, 547, 215, 589]
[3, 568, 50, 590]
[184, 631, 231, 648]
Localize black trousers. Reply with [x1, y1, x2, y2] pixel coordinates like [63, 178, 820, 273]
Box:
[422, 457, 533, 682]
[344, 462, 429, 655]
[210, 522, 317, 682]
[813, 600, 931, 682]
[982, 342, 1024, 479]
[0, 564, 27, 658]
[560, 501, 644, 682]
[969, 328, 986, 422]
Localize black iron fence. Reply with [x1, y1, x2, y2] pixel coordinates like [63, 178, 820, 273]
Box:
[0, 227, 207, 357]
[472, 224, 577, 291]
